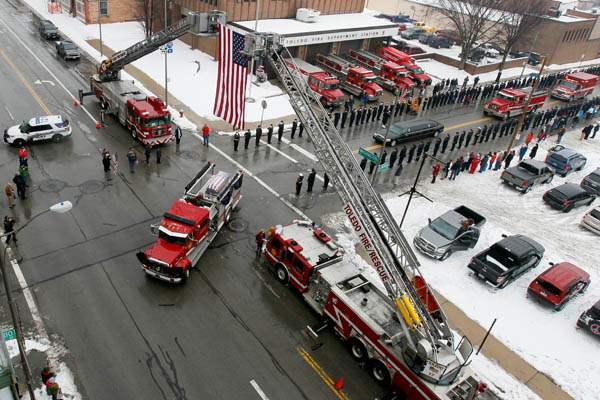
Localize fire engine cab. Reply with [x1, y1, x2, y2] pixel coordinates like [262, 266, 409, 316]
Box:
[137, 162, 243, 283]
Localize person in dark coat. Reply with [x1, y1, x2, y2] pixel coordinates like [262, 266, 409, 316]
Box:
[156, 147, 161, 164]
[504, 150, 515, 169]
[3, 216, 16, 244]
[360, 157, 367, 171]
[415, 142, 424, 161]
[322, 173, 330, 191]
[290, 119, 298, 139]
[349, 110, 356, 127]
[144, 145, 151, 163]
[255, 230, 265, 257]
[102, 151, 111, 172]
[377, 103, 384, 120]
[255, 125, 262, 146]
[407, 145, 416, 163]
[244, 129, 252, 149]
[307, 169, 316, 192]
[233, 132, 240, 151]
[441, 134, 450, 153]
[340, 111, 348, 129]
[398, 146, 406, 165]
[380, 151, 388, 166]
[465, 129, 473, 147]
[299, 122, 304, 137]
[433, 138, 441, 156]
[450, 134, 459, 151]
[333, 112, 341, 127]
[174, 125, 182, 144]
[277, 121, 284, 142]
[369, 160, 377, 174]
[295, 174, 304, 196]
[529, 143, 539, 159]
[388, 148, 398, 169]
[267, 124, 274, 144]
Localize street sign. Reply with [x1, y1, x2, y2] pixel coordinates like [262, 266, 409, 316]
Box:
[2, 328, 15, 341]
[261, 99, 267, 109]
[165, 42, 173, 49]
[167, 48, 173, 54]
[358, 147, 379, 163]
[377, 164, 389, 173]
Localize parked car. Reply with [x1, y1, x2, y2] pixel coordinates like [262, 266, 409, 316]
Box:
[528, 262, 590, 311]
[528, 52, 542, 66]
[501, 159, 554, 193]
[545, 145, 587, 177]
[403, 45, 426, 55]
[467, 47, 486, 63]
[436, 29, 461, 45]
[373, 119, 443, 146]
[3, 115, 71, 146]
[475, 43, 501, 58]
[418, 33, 452, 49]
[543, 183, 595, 212]
[400, 27, 426, 40]
[581, 206, 600, 235]
[509, 50, 529, 59]
[55, 40, 81, 60]
[39, 19, 59, 40]
[418, 33, 433, 45]
[581, 167, 600, 195]
[577, 300, 600, 338]
[467, 234, 545, 288]
[375, 13, 414, 24]
[413, 205, 485, 260]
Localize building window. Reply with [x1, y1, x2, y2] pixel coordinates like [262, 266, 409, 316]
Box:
[562, 31, 568, 42]
[99, 0, 108, 16]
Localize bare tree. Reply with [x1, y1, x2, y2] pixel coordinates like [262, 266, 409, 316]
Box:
[494, 0, 548, 82]
[138, 0, 163, 39]
[436, 0, 507, 69]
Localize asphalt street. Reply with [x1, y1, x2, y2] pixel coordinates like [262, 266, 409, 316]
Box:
[0, 2, 591, 400]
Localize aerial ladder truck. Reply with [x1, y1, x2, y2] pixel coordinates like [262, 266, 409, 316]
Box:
[79, 11, 224, 146]
[247, 33, 493, 400]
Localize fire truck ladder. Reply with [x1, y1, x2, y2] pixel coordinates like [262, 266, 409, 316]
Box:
[349, 49, 384, 67]
[259, 38, 452, 351]
[98, 17, 192, 81]
[316, 53, 353, 74]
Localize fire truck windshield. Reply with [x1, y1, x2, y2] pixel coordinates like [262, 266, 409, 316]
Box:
[321, 82, 337, 90]
[560, 81, 578, 90]
[144, 117, 170, 128]
[363, 76, 376, 83]
[158, 230, 187, 246]
[409, 66, 424, 75]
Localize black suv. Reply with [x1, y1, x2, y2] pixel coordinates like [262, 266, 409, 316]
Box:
[577, 300, 600, 338]
[581, 168, 600, 195]
[543, 183, 595, 212]
[39, 20, 59, 40]
[373, 119, 443, 146]
[467, 235, 545, 288]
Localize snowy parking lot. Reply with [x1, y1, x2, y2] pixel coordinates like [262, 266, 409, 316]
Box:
[332, 130, 599, 400]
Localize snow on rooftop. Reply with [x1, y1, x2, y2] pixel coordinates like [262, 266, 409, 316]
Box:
[550, 13, 591, 22]
[233, 12, 398, 36]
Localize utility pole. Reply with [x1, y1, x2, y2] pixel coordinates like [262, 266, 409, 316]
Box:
[1, 251, 36, 400]
[98, 0, 103, 58]
[164, 0, 169, 107]
[506, 55, 547, 153]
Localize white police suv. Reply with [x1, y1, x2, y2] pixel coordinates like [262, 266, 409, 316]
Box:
[4, 115, 72, 146]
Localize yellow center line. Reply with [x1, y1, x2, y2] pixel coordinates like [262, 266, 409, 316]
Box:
[0, 47, 51, 115]
[296, 347, 350, 400]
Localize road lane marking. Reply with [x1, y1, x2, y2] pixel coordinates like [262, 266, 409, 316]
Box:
[250, 379, 271, 400]
[260, 140, 298, 163]
[0, 47, 51, 115]
[0, 16, 98, 124]
[4, 105, 14, 120]
[297, 347, 349, 400]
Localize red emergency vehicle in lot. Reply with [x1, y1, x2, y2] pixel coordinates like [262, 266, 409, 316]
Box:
[315, 53, 383, 101]
[91, 78, 172, 146]
[262, 221, 490, 400]
[483, 87, 547, 120]
[380, 47, 431, 86]
[346, 49, 415, 95]
[551, 71, 598, 101]
[137, 162, 243, 283]
[284, 57, 345, 107]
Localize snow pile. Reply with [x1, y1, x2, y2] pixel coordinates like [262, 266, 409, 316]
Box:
[6, 338, 82, 400]
[20, 1, 294, 123]
[327, 130, 599, 400]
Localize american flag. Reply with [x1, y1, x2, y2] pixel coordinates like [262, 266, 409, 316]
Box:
[213, 24, 248, 130]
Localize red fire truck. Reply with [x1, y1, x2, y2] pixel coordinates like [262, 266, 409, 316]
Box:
[483, 87, 547, 120]
[380, 47, 431, 86]
[347, 49, 415, 95]
[262, 221, 488, 399]
[90, 79, 172, 146]
[137, 162, 243, 283]
[551, 71, 598, 101]
[315, 53, 383, 101]
[284, 58, 345, 107]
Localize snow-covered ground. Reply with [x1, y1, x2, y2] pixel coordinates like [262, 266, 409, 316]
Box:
[328, 129, 599, 400]
[21, 0, 294, 124]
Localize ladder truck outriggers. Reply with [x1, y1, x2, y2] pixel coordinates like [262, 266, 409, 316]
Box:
[346, 49, 415, 97]
[79, 11, 224, 146]
[136, 162, 243, 283]
[315, 53, 384, 101]
[245, 33, 494, 400]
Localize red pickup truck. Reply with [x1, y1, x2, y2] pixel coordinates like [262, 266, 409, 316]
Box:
[484, 87, 547, 120]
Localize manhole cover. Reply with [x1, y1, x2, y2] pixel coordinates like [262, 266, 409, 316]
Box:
[227, 217, 247, 233]
[38, 179, 67, 193]
[179, 150, 200, 160]
[79, 180, 106, 194]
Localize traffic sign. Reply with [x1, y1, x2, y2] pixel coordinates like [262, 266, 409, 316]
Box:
[377, 164, 389, 173]
[167, 48, 173, 54]
[2, 328, 16, 341]
[165, 42, 173, 49]
[358, 147, 379, 163]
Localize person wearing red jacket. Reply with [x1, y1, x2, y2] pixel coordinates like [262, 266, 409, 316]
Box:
[18, 146, 28, 167]
[469, 153, 480, 174]
[431, 163, 442, 184]
[201, 124, 210, 146]
[525, 131, 534, 145]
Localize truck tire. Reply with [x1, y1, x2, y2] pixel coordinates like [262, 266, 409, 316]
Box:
[275, 263, 288, 283]
[545, 175, 553, 184]
[439, 251, 450, 261]
[348, 338, 368, 362]
[522, 184, 532, 194]
[369, 360, 391, 387]
[13, 139, 25, 147]
[180, 268, 190, 284]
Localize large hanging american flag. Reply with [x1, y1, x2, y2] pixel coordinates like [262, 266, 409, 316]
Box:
[213, 24, 248, 130]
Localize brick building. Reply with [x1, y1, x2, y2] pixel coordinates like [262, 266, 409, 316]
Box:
[58, 0, 142, 24]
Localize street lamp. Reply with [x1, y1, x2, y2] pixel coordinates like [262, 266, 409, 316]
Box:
[0, 200, 73, 400]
